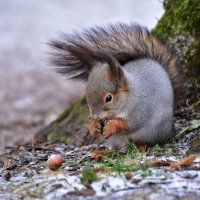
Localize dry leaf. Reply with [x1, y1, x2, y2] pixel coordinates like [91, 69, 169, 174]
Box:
[136, 144, 149, 152]
[148, 159, 171, 167]
[3, 171, 12, 181]
[3, 160, 12, 169]
[132, 179, 141, 184]
[89, 149, 112, 159]
[92, 167, 110, 173]
[125, 172, 133, 180]
[124, 158, 140, 165]
[68, 187, 96, 196]
[170, 154, 196, 168]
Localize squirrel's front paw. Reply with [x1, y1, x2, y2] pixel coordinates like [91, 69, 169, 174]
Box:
[88, 119, 102, 136]
[102, 120, 117, 139]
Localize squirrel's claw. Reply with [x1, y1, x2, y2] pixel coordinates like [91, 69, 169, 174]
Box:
[102, 120, 116, 139]
[88, 119, 102, 136]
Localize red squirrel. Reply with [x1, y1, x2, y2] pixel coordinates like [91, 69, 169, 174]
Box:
[50, 23, 185, 149]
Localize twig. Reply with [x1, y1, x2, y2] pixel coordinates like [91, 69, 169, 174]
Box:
[22, 145, 60, 153]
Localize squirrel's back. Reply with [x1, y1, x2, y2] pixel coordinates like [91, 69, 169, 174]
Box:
[50, 23, 185, 103]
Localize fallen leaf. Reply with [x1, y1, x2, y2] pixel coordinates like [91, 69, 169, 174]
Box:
[170, 154, 196, 168]
[135, 144, 149, 152]
[176, 120, 200, 139]
[67, 187, 96, 196]
[124, 158, 140, 165]
[3, 171, 12, 181]
[147, 159, 171, 167]
[176, 171, 198, 179]
[132, 179, 141, 184]
[88, 149, 112, 159]
[92, 167, 110, 173]
[125, 172, 133, 180]
[188, 120, 200, 130]
[3, 160, 12, 169]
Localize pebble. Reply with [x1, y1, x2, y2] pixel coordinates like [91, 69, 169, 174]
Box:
[24, 155, 33, 163]
[54, 147, 64, 152]
[68, 145, 75, 150]
[68, 163, 79, 168]
[74, 148, 80, 152]
[37, 154, 48, 160]
[79, 156, 93, 163]
[65, 163, 80, 171]
[24, 169, 37, 177]
[80, 144, 98, 151]
[3, 171, 12, 181]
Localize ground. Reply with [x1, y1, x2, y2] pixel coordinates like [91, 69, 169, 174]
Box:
[0, 97, 199, 200]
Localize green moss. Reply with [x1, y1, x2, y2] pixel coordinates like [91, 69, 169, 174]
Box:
[47, 135, 72, 143]
[56, 96, 88, 123]
[34, 96, 91, 145]
[149, 144, 169, 155]
[80, 169, 98, 184]
[153, 0, 200, 37]
[152, 0, 200, 84]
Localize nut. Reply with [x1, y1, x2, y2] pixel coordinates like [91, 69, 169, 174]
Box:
[100, 119, 107, 133]
[47, 154, 63, 170]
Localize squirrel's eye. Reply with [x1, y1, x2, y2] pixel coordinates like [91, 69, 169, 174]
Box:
[105, 95, 112, 103]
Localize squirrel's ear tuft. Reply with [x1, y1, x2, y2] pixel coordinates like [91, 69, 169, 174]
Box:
[50, 40, 94, 81]
[84, 52, 125, 89]
[106, 56, 125, 90]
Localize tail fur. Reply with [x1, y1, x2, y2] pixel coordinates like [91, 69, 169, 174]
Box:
[50, 23, 185, 101]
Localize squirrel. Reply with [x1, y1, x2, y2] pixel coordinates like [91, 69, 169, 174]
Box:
[50, 23, 185, 149]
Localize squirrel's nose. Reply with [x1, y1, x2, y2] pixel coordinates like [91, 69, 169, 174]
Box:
[92, 114, 99, 120]
[89, 108, 99, 120]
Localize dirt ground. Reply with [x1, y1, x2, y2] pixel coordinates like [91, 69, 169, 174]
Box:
[0, 114, 199, 200]
[0, 0, 163, 154]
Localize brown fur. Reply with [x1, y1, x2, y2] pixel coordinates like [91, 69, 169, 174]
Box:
[118, 76, 129, 94]
[88, 117, 128, 139]
[88, 119, 102, 135]
[102, 118, 128, 139]
[100, 91, 107, 103]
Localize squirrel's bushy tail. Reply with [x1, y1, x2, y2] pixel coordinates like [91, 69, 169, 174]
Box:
[50, 23, 185, 101]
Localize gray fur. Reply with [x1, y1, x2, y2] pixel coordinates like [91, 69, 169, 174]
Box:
[106, 59, 174, 148]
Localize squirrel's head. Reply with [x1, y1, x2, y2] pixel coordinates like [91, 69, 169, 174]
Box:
[85, 60, 129, 120]
[76, 51, 129, 120]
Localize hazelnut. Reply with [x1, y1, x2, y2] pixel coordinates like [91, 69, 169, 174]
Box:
[47, 154, 63, 170]
[100, 119, 107, 133]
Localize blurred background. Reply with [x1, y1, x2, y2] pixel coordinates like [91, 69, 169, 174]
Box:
[0, 0, 163, 153]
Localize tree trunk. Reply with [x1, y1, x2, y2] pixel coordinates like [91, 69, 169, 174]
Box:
[152, 0, 200, 86]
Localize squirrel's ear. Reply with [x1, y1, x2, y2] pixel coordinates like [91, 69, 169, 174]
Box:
[83, 52, 125, 89]
[107, 57, 125, 89]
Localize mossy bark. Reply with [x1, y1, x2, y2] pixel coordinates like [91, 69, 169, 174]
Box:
[152, 0, 200, 86]
[34, 0, 200, 146]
